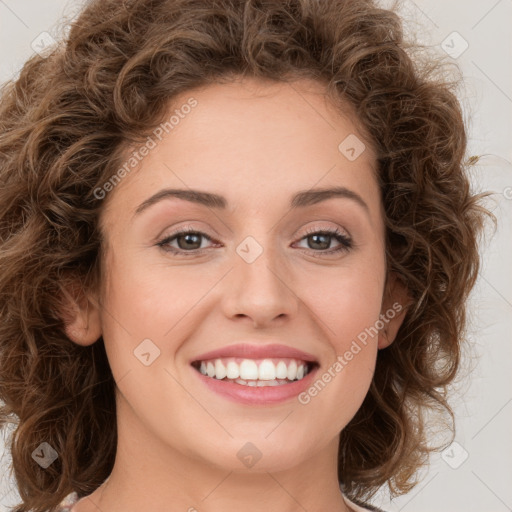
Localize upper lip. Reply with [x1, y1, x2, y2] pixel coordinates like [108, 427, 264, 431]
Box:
[190, 343, 319, 364]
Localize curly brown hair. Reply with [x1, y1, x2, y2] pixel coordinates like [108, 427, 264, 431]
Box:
[0, 0, 495, 510]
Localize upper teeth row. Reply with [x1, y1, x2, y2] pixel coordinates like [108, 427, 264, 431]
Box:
[198, 358, 309, 381]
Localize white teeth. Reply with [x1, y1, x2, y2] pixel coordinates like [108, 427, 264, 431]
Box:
[215, 359, 227, 380]
[258, 359, 276, 380]
[237, 378, 287, 387]
[196, 357, 312, 383]
[226, 361, 240, 379]
[239, 359, 259, 380]
[287, 360, 297, 380]
[206, 361, 215, 378]
[276, 361, 288, 379]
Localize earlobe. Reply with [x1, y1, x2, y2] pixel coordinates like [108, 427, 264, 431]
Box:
[59, 282, 102, 346]
[378, 272, 411, 350]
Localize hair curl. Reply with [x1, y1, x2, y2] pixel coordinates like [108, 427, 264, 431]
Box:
[0, 0, 495, 510]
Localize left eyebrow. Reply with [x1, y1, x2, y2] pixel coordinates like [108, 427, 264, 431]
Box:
[132, 186, 370, 218]
[133, 188, 227, 217]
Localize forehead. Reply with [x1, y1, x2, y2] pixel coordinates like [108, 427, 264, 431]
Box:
[169, 77, 373, 156]
[101, 77, 381, 226]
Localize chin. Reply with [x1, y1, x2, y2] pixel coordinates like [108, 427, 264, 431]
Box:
[192, 434, 319, 474]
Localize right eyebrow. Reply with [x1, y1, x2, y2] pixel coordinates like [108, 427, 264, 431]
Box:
[132, 185, 370, 219]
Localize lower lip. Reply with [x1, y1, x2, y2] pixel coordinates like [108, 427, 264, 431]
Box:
[191, 364, 319, 405]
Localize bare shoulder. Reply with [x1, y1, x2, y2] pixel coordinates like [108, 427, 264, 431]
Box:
[342, 493, 389, 512]
[57, 491, 99, 512]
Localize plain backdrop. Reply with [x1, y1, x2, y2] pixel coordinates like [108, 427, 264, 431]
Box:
[0, 1, 511, 511]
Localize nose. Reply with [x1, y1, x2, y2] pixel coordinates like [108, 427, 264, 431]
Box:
[221, 239, 300, 329]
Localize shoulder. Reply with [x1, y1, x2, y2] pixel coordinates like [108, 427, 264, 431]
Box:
[342, 492, 389, 512]
[55, 491, 79, 511]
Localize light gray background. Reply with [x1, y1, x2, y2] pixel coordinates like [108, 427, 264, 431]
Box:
[0, 1, 511, 511]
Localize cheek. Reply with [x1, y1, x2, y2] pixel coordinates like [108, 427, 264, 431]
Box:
[101, 246, 207, 329]
[296, 270, 382, 429]
[97, 247, 384, 455]
[100, 239, 385, 373]
[301, 260, 385, 347]
[97, 251, 218, 378]
[326, 285, 383, 354]
[296, 255, 384, 407]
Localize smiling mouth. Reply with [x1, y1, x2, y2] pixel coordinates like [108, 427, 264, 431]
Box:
[191, 357, 319, 387]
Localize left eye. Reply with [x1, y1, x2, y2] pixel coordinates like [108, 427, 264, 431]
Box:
[156, 227, 353, 256]
[157, 229, 218, 253]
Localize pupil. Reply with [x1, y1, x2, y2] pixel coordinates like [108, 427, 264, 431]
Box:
[179, 233, 200, 250]
[310, 234, 329, 250]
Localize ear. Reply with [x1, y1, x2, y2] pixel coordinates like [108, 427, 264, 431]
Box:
[377, 272, 411, 350]
[59, 281, 102, 346]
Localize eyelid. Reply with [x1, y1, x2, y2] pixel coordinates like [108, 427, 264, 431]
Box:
[157, 220, 351, 240]
[156, 221, 354, 257]
[300, 222, 351, 238]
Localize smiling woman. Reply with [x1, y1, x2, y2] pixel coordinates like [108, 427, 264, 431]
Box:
[0, 1, 494, 512]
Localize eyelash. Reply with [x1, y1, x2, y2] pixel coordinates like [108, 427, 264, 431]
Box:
[156, 225, 353, 257]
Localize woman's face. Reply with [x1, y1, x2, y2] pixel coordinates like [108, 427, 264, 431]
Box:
[84, 77, 405, 475]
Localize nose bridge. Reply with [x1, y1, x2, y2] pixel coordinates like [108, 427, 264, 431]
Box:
[222, 230, 299, 325]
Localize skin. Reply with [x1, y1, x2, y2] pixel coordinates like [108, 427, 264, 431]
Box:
[63, 77, 409, 512]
